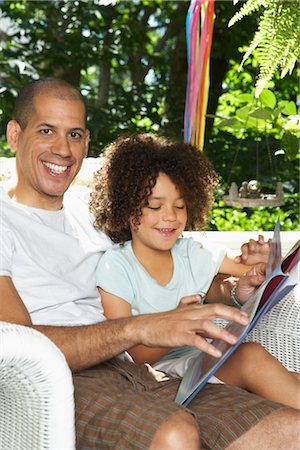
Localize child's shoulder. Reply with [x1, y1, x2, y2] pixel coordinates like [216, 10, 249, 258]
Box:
[101, 240, 132, 261]
[98, 241, 134, 275]
[175, 237, 204, 254]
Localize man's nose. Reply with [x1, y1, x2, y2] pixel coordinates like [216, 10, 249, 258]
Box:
[51, 135, 72, 158]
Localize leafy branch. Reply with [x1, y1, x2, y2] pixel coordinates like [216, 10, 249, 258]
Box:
[229, 0, 300, 96]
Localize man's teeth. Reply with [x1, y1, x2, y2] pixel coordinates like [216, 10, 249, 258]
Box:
[43, 162, 68, 174]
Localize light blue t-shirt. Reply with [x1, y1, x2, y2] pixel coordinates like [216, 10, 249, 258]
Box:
[96, 238, 225, 376]
[96, 237, 226, 374]
[96, 237, 225, 315]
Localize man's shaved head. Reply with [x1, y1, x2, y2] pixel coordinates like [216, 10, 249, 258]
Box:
[14, 77, 87, 129]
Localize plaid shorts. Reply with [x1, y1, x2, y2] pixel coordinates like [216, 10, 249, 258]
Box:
[73, 357, 283, 450]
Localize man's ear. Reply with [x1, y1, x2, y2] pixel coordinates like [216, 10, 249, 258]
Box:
[6, 120, 21, 152]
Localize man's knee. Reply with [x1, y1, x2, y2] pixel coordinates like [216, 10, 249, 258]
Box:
[150, 410, 201, 450]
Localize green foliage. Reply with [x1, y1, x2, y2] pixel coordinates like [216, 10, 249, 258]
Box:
[205, 54, 299, 232]
[229, 0, 300, 96]
[207, 193, 299, 232]
[0, 0, 188, 154]
[0, 1, 298, 231]
[214, 88, 299, 160]
[0, 136, 14, 157]
[206, 53, 299, 192]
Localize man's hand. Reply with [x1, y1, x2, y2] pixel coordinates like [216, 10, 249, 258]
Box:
[135, 304, 249, 359]
[235, 262, 266, 305]
[234, 235, 272, 265]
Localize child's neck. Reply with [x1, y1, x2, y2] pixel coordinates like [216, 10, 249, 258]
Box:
[131, 241, 174, 287]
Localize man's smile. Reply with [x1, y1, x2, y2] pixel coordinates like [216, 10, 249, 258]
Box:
[42, 161, 70, 175]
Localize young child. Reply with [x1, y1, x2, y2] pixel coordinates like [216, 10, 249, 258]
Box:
[90, 133, 299, 409]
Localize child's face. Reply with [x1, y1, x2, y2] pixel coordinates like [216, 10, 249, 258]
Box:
[130, 172, 187, 252]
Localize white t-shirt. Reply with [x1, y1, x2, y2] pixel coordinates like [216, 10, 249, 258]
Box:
[0, 184, 112, 326]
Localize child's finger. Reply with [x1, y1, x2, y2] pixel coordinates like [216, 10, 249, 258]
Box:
[179, 294, 202, 307]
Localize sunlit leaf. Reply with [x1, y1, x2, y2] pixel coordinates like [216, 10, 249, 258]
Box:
[259, 90, 276, 109]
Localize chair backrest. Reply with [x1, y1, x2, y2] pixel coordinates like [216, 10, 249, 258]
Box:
[0, 321, 75, 450]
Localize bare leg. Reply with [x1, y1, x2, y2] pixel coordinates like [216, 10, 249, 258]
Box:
[227, 408, 300, 450]
[150, 410, 201, 450]
[216, 342, 300, 409]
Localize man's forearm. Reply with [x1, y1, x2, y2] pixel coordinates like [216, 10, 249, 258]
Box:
[34, 317, 139, 372]
[33, 302, 250, 373]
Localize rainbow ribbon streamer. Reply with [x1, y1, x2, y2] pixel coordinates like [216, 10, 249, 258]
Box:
[184, 0, 215, 150]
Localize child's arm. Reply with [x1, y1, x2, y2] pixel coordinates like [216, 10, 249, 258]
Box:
[219, 235, 272, 276]
[206, 264, 266, 306]
[219, 254, 251, 276]
[234, 235, 272, 265]
[99, 288, 170, 365]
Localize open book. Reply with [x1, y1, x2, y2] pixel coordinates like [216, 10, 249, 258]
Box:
[175, 221, 299, 407]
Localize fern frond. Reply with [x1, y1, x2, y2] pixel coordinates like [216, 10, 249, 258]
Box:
[230, 0, 300, 95]
[228, 0, 267, 27]
[281, 55, 297, 79]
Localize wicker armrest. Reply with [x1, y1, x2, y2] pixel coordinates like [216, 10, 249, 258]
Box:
[214, 285, 299, 373]
[245, 284, 300, 373]
[0, 322, 75, 450]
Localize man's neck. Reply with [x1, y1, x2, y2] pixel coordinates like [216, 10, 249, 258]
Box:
[7, 184, 64, 211]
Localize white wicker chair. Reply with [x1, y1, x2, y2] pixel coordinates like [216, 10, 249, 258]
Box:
[214, 284, 300, 374]
[245, 284, 300, 373]
[0, 321, 75, 450]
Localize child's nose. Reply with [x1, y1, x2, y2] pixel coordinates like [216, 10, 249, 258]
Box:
[162, 206, 176, 221]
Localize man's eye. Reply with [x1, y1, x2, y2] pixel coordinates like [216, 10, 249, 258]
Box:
[70, 131, 82, 139]
[41, 129, 52, 135]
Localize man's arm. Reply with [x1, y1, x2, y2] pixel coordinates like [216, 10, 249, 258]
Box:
[0, 276, 249, 372]
[0, 276, 32, 324]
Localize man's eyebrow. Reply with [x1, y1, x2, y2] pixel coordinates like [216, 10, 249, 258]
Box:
[36, 122, 56, 128]
[36, 123, 85, 132]
[70, 127, 86, 133]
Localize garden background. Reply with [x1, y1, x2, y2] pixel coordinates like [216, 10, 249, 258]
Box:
[0, 0, 299, 231]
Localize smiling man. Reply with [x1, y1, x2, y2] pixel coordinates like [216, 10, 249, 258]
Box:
[6, 82, 89, 208]
[1, 78, 299, 450]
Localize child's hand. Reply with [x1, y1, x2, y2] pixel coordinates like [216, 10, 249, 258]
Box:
[234, 235, 272, 265]
[235, 263, 266, 304]
[178, 293, 206, 308]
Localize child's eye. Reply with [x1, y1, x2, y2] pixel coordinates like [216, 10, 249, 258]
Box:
[148, 206, 160, 210]
[175, 205, 185, 210]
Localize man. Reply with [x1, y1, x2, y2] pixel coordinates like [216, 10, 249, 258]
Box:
[1, 78, 299, 450]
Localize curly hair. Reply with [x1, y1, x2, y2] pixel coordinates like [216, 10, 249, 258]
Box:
[90, 133, 219, 243]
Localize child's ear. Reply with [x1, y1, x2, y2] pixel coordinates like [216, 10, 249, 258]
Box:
[129, 217, 137, 232]
[6, 120, 22, 153]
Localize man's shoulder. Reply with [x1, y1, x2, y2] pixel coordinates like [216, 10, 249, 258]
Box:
[64, 184, 91, 206]
[64, 185, 112, 249]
